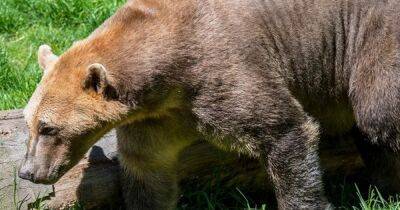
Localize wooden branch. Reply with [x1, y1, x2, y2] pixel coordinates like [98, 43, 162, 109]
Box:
[1, 109, 395, 209]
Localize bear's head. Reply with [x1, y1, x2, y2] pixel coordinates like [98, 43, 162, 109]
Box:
[18, 0, 192, 184]
[18, 44, 130, 184]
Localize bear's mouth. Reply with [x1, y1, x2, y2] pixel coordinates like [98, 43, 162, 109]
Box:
[43, 162, 71, 184]
[31, 175, 58, 185]
[29, 162, 70, 185]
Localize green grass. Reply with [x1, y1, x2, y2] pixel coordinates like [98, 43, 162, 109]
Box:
[0, 0, 125, 110]
[353, 186, 400, 210]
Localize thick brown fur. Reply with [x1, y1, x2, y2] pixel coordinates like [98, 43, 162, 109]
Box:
[19, 0, 400, 209]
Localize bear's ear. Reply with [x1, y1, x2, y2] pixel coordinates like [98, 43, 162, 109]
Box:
[84, 63, 118, 100]
[38, 44, 58, 71]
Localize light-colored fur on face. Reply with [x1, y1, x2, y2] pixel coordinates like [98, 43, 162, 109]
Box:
[21, 44, 129, 184]
[19, 0, 178, 184]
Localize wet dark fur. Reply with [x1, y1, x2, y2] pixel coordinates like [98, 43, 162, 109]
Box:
[55, 0, 400, 209]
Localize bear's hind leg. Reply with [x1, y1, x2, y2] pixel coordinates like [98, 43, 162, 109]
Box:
[266, 117, 331, 209]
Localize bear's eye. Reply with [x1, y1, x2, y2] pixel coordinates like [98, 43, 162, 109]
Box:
[38, 121, 59, 136]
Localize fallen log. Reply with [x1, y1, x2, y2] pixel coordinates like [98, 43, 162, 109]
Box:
[0, 109, 398, 209]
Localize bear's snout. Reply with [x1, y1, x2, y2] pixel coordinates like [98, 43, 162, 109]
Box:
[18, 167, 34, 181]
[18, 158, 58, 184]
[18, 158, 35, 182]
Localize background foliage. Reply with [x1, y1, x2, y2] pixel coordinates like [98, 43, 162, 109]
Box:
[0, 0, 124, 110]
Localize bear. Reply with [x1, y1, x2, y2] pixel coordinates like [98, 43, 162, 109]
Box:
[18, 0, 400, 209]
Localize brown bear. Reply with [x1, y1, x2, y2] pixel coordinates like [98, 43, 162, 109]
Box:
[18, 0, 400, 209]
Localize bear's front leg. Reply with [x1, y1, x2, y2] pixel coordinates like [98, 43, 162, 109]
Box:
[266, 117, 330, 209]
[116, 116, 197, 210]
[120, 164, 178, 210]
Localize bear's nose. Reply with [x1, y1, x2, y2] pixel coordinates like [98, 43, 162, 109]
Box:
[18, 167, 34, 181]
